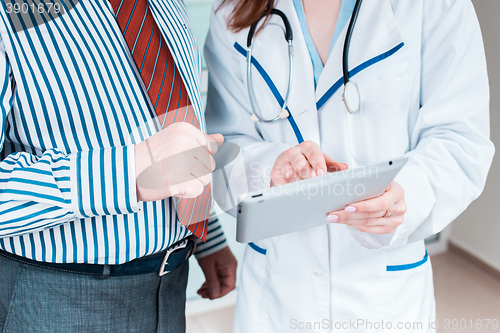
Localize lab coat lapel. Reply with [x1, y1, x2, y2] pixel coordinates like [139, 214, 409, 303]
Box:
[316, 0, 405, 105]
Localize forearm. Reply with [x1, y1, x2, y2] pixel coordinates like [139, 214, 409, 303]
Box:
[0, 146, 140, 238]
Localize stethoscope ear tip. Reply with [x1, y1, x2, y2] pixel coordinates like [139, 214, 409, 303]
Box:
[279, 110, 289, 119]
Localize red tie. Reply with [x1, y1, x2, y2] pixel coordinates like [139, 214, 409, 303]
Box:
[110, 0, 210, 241]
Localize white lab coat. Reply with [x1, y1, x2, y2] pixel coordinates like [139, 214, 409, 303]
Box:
[204, 0, 494, 332]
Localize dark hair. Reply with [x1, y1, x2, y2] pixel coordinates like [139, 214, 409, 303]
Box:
[219, 0, 275, 32]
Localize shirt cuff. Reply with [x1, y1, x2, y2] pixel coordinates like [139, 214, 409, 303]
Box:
[193, 216, 227, 259]
[70, 145, 140, 219]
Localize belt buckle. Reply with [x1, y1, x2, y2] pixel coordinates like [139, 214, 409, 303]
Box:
[159, 239, 189, 277]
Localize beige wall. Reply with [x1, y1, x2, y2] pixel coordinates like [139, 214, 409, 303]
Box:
[450, 0, 500, 272]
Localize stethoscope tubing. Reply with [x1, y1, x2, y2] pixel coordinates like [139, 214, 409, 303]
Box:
[247, 9, 294, 123]
[343, 0, 363, 85]
[246, 0, 363, 122]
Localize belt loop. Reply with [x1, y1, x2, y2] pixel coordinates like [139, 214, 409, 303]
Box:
[101, 264, 110, 279]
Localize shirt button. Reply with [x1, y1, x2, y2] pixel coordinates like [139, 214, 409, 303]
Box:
[314, 271, 323, 277]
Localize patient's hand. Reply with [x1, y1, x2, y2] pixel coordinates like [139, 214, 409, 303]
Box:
[270, 141, 347, 186]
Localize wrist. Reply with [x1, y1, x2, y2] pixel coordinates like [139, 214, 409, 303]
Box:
[135, 141, 152, 179]
[135, 141, 152, 202]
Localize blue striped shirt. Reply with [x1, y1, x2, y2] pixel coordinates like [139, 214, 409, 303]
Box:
[0, 0, 226, 264]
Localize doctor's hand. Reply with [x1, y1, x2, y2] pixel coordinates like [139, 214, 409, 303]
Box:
[135, 122, 224, 202]
[197, 246, 237, 300]
[327, 181, 406, 234]
[270, 141, 348, 186]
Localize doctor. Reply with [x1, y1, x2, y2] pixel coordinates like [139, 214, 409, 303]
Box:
[204, 0, 494, 331]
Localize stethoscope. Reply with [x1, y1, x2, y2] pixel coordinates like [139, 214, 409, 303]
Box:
[246, 0, 363, 123]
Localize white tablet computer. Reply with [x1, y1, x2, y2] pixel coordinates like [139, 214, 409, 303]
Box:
[236, 157, 408, 243]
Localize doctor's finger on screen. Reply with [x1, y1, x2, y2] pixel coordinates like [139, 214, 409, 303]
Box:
[270, 140, 348, 186]
[327, 181, 406, 234]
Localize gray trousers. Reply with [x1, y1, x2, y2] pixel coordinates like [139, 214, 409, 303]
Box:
[0, 254, 189, 333]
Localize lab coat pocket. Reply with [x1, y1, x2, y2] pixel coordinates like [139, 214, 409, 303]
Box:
[235, 240, 271, 331]
[242, 239, 270, 294]
[385, 240, 428, 273]
[384, 249, 435, 325]
[346, 78, 415, 163]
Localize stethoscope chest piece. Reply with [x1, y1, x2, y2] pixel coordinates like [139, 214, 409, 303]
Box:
[343, 81, 360, 114]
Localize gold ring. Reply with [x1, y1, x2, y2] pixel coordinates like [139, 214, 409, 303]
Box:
[382, 208, 392, 218]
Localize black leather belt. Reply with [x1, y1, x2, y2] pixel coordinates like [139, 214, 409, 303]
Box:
[0, 236, 196, 277]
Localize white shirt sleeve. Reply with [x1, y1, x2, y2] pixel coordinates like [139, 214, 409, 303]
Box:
[348, 0, 495, 249]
